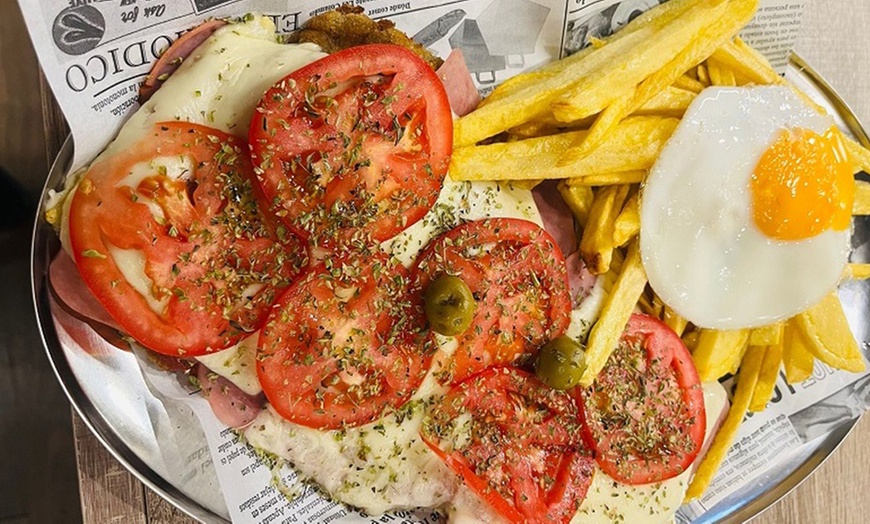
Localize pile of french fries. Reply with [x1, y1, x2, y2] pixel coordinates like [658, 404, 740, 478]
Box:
[449, 0, 870, 501]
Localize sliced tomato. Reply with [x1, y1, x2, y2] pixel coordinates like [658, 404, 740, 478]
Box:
[68, 123, 306, 356]
[410, 218, 572, 384]
[249, 43, 452, 246]
[421, 367, 595, 524]
[257, 251, 435, 429]
[578, 314, 706, 484]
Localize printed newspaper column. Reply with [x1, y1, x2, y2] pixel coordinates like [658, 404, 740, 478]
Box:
[739, 0, 807, 73]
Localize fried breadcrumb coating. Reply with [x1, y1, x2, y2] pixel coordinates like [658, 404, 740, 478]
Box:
[289, 4, 443, 70]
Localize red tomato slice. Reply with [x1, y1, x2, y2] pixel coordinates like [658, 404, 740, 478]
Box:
[578, 314, 706, 484]
[422, 367, 595, 524]
[68, 123, 306, 356]
[249, 43, 452, 246]
[410, 218, 572, 384]
[257, 252, 436, 429]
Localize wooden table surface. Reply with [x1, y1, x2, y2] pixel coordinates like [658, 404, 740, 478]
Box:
[56, 0, 870, 522]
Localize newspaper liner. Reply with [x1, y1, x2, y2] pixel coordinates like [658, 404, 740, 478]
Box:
[22, 0, 870, 522]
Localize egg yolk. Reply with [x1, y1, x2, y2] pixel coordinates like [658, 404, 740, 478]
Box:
[751, 126, 853, 241]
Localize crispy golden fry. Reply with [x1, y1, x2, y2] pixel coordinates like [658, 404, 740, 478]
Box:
[710, 39, 782, 86]
[478, 0, 703, 110]
[565, 171, 647, 186]
[579, 240, 648, 387]
[696, 63, 710, 86]
[793, 292, 865, 372]
[853, 180, 870, 214]
[613, 192, 640, 247]
[846, 139, 870, 175]
[551, 0, 729, 123]
[692, 328, 751, 382]
[783, 321, 816, 383]
[581, 185, 630, 274]
[632, 87, 697, 118]
[673, 75, 705, 93]
[558, 183, 594, 228]
[749, 342, 784, 412]
[509, 180, 543, 191]
[749, 322, 784, 346]
[664, 305, 688, 337]
[450, 117, 678, 182]
[453, 0, 689, 146]
[559, 85, 639, 165]
[847, 263, 870, 280]
[686, 345, 764, 501]
[707, 58, 737, 86]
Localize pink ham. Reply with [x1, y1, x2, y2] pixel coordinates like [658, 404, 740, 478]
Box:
[533, 181, 578, 257]
[197, 364, 263, 429]
[436, 49, 481, 117]
[566, 251, 597, 307]
[139, 20, 227, 103]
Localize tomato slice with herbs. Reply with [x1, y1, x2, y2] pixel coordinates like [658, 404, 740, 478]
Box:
[410, 218, 572, 384]
[249, 43, 452, 246]
[69, 122, 306, 356]
[578, 314, 706, 484]
[257, 251, 435, 429]
[422, 367, 595, 524]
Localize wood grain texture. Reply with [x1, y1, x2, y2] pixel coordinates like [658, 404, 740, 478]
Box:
[48, 0, 870, 523]
[72, 415, 147, 524]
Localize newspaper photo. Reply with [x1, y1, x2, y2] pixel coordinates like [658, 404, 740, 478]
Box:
[22, 0, 867, 522]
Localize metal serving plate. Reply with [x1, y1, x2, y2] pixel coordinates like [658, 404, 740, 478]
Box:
[31, 55, 870, 524]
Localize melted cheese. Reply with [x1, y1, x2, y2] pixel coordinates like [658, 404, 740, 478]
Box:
[195, 333, 261, 396]
[574, 382, 729, 524]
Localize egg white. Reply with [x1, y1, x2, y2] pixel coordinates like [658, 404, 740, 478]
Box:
[641, 86, 850, 330]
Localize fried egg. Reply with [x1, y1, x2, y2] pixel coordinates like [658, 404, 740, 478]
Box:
[641, 86, 853, 329]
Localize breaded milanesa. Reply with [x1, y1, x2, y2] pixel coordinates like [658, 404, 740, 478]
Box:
[289, 4, 444, 69]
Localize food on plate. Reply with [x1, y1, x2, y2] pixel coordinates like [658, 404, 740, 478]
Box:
[257, 252, 435, 429]
[578, 314, 705, 484]
[45, 0, 870, 521]
[249, 43, 452, 246]
[68, 122, 307, 356]
[288, 4, 443, 69]
[641, 86, 853, 330]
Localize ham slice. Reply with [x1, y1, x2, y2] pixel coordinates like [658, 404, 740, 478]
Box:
[197, 364, 264, 429]
[533, 181, 578, 257]
[436, 49, 481, 117]
[139, 20, 227, 103]
[566, 251, 598, 307]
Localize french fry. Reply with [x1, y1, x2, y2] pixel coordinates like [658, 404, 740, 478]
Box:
[558, 183, 594, 228]
[710, 39, 782, 86]
[793, 292, 865, 372]
[558, 85, 639, 165]
[565, 171, 647, 186]
[847, 263, 870, 280]
[449, 117, 678, 182]
[707, 58, 737, 86]
[580, 185, 630, 274]
[478, 0, 702, 108]
[749, 322, 784, 346]
[613, 192, 640, 247]
[673, 74, 705, 94]
[551, 0, 729, 123]
[749, 342, 784, 412]
[783, 320, 816, 383]
[847, 139, 870, 175]
[696, 64, 710, 86]
[632, 87, 697, 118]
[559, 0, 756, 162]
[663, 305, 688, 337]
[692, 328, 751, 382]
[579, 240, 648, 387]
[452, 0, 704, 146]
[686, 344, 765, 501]
[853, 180, 870, 214]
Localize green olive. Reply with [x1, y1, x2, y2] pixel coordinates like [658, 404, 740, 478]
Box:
[535, 336, 587, 390]
[424, 275, 476, 336]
